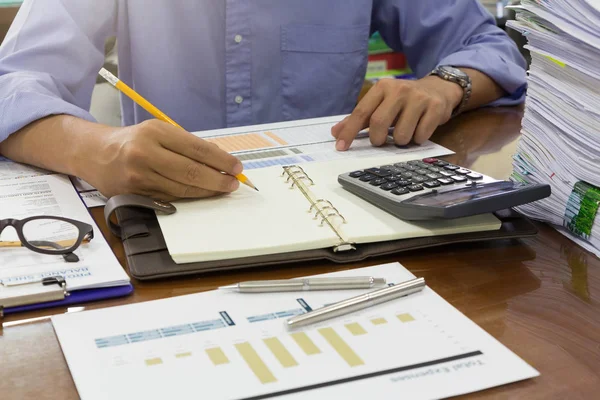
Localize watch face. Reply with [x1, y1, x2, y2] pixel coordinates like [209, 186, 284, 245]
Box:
[441, 66, 465, 77]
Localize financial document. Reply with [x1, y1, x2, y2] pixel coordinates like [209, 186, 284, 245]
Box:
[0, 174, 129, 290]
[0, 158, 106, 208]
[52, 263, 538, 400]
[196, 115, 452, 170]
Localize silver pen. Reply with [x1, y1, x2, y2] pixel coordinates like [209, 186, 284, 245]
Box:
[286, 277, 425, 328]
[218, 276, 386, 293]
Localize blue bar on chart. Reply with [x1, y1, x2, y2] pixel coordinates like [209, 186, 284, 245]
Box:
[95, 317, 228, 349]
[247, 308, 304, 323]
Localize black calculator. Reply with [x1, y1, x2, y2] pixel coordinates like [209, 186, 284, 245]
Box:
[338, 157, 551, 221]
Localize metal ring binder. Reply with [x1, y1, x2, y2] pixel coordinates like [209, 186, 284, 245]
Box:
[281, 166, 314, 188]
[281, 166, 354, 252]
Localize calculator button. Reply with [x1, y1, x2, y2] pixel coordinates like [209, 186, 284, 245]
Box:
[380, 182, 399, 191]
[437, 178, 454, 185]
[403, 165, 418, 171]
[394, 162, 409, 168]
[422, 158, 438, 164]
[444, 164, 460, 171]
[466, 173, 483, 180]
[365, 168, 391, 177]
[349, 171, 365, 178]
[440, 170, 454, 177]
[397, 180, 412, 187]
[380, 165, 395, 170]
[427, 166, 442, 172]
[415, 168, 430, 175]
[370, 178, 388, 186]
[434, 160, 449, 167]
[386, 175, 401, 182]
[408, 184, 424, 192]
[387, 167, 404, 175]
[455, 168, 471, 175]
[359, 174, 376, 182]
[451, 175, 467, 183]
[411, 176, 428, 183]
[400, 172, 414, 179]
[391, 187, 410, 196]
[407, 160, 422, 165]
[426, 173, 443, 180]
[424, 181, 441, 188]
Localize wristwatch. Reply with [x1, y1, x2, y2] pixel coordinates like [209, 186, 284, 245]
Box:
[429, 66, 472, 117]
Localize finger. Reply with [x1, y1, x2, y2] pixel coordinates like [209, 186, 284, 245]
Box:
[367, 96, 404, 147]
[393, 102, 427, 146]
[413, 107, 442, 144]
[331, 116, 349, 139]
[335, 86, 384, 151]
[147, 172, 222, 199]
[152, 122, 243, 176]
[149, 146, 240, 193]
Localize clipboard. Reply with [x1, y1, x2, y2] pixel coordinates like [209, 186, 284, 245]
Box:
[103, 194, 539, 281]
[0, 277, 133, 318]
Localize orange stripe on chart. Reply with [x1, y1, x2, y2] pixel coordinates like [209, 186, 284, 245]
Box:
[264, 131, 288, 145]
[204, 133, 274, 152]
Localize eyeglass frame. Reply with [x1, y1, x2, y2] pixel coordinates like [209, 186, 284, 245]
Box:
[0, 216, 94, 255]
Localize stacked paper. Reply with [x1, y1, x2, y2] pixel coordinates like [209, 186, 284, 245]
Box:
[507, 0, 600, 256]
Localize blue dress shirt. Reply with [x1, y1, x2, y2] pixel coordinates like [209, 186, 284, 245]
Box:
[0, 0, 527, 143]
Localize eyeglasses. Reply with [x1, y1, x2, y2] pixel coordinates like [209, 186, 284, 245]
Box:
[0, 216, 94, 263]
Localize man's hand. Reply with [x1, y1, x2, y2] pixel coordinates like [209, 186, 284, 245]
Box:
[86, 119, 243, 201]
[331, 76, 463, 150]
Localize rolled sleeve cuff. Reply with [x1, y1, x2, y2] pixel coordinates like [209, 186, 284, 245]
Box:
[0, 91, 96, 143]
[438, 48, 528, 107]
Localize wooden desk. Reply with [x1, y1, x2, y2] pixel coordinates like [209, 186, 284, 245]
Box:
[2, 107, 599, 399]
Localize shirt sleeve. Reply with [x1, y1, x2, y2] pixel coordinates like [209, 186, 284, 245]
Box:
[372, 0, 528, 106]
[0, 0, 117, 143]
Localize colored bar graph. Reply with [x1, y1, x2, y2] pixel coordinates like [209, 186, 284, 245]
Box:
[264, 131, 288, 145]
[397, 313, 415, 323]
[175, 352, 192, 358]
[371, 318, 388, 325]
[235, 342, 277, 384]
[345, 322, 367, 336]
[263, 337, 298, 368]
[205, 347, 229, 366]
[318, 327, 364, 367]
[145, 358, 163, 366]
[290, 332, 321, 355]
[205, 133, 275, 152]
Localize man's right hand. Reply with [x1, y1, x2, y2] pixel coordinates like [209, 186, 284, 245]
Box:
[87, 119, 243, 201]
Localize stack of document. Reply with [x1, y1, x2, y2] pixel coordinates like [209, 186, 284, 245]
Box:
[506, 0, 600, 256]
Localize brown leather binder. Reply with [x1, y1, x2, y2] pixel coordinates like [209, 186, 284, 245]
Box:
[104, 194, 538, 280]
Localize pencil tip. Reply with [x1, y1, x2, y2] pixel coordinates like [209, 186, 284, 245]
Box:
[254, 187, 259, 191]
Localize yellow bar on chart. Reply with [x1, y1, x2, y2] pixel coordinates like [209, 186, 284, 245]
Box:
[263, 337, 298, 368]
[290, 332, 321, 355]
[345, 322, 367, 336]
[145, 358, 163, 366]
[205, 347, 229, 365]
[371, 317, 388, 325]
[175, 352, 192, 359]
[235, 342, 277, 384]
[318, 327, 364, 367]
[397, 313, 415, 323]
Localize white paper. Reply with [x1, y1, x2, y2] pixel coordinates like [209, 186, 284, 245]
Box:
[52, 262, 538, 400]
[194, 115, 453, 170]
[0, 174, 129, 290]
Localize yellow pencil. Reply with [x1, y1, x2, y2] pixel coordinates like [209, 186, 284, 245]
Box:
[98, 68, 258, 191]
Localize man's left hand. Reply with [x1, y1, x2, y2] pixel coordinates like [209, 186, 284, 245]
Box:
[331, 76, 464, 150]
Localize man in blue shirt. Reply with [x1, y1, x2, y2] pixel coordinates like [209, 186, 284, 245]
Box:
[0, 0, 526, 201]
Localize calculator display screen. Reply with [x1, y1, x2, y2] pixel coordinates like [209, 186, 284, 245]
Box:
[404, 181, 519, 207]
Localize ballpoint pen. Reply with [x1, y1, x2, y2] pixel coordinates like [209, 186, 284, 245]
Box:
[286, 277, 425, 328]
[218, 276, 387, 293]
[97, 68, 258, 191]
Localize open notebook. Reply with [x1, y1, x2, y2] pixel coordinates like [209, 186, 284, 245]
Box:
[157, 156, 501, 264]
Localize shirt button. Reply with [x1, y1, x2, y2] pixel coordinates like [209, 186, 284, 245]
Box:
[234, 95, 244, 104]
[234, 34, 243, 43]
